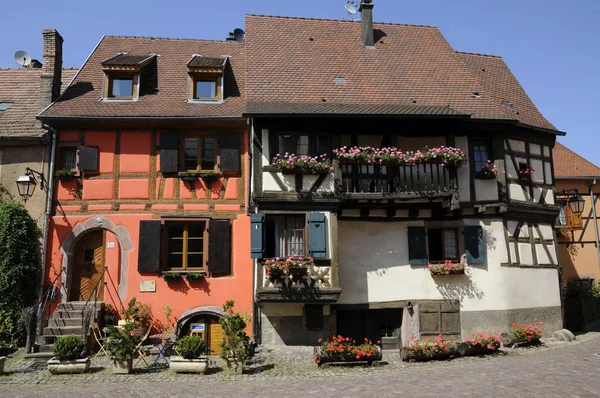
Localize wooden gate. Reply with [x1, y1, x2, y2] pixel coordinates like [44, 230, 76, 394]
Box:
[419, 300, 461, 340]
[70, 230, 105, 301]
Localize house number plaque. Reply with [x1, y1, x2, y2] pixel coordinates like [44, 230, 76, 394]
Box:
[139, 280, 156, 292]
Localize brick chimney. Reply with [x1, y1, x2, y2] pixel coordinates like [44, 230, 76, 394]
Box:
[39, 29, 63, 112]
[359, 0, 375, 47]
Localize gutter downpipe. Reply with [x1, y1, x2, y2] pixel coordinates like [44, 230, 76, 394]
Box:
[35, 126, 58, 341]
[590, 179, 600, 269]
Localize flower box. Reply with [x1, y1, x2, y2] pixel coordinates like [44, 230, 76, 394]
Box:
[179, 174, 199, 182]
[279, 168, 330, 175]
[200, 172, 221, 182]
[272, 154, 334, 174]
[400, 347, 456, 362]
[314, 336, 382, 366]
[163, 272, 183, 282]
[428, 260, 466, 276]
[186, 272, 205, 282]
[333, 146, 467, 167]
[401, 335, 458, 362]
[462, 332, 501, 356]
[263, 256, 315, 279]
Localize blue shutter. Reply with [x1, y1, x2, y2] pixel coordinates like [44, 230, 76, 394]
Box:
[464, 226, 485, 264]
[250, 213, 264, 259]
[408, 227, 428, 265]
[308, 212, 327, 258]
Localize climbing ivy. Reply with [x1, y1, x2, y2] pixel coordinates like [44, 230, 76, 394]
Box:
[0, 201, 40, 348]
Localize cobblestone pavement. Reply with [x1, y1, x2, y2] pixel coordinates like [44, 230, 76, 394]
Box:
[1, 332, 600, 397]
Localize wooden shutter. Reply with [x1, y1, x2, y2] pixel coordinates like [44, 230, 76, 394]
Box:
[464, 225, 485, 264]
[208, 220, 231, 274]
[78, 146, 99, 171]
[567, 206, 583, 229]
[419, 301, 461, 341]
[219, 132, 240, 173]
[308, 212, 327, 258]
[408, 227, 428, 265]
[138, 220, 162, 273]
[160, 132, 179, 173]
[251, 213, 264, 259]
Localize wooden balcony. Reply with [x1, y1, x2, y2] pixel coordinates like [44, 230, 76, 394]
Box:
[340, 163, 456, 199]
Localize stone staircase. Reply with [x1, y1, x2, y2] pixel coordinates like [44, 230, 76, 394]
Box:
[26, 302, 104, 359]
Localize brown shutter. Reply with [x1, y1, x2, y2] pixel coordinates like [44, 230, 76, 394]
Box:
[160, 132, 179, 173]
[219, 132, 240, 173]
[138, 220, 162, 273]
[78, 146, 99, 171]
[208, 220, 231, 274]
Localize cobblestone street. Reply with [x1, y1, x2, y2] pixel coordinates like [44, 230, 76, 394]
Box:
[1, 333, 600, 397]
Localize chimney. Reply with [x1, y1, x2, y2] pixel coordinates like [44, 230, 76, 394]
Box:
[359, 0, 375, 47]
[39, 29, 63, 112]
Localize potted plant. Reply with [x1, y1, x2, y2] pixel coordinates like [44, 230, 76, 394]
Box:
[47, 335, 90, 374]
[170, 335, 209, 374]
[428, 259, 467, 276]
[106, 321, 141, 374]
[477, 160, 498, 179]
[314, 335, 382, 366]
[400, 334, 458, 362]
[463, 332, 502, 356]
[518, 165, 535, 181]
[55, 168, 76, 180]
[200, 171, 221, 188]
[510, 319, 543, 345]
[163, 271, 183, 282]
[186, 271, 205, 282]
[120, 297, 152, 338]
[286, 256, 313, 278]
[178, 171, 200, 181]
[263, 258, 285, 280]
[219, 300, 251, 374]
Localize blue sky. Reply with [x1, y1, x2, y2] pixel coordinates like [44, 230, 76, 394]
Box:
[1, 0, 598, 164]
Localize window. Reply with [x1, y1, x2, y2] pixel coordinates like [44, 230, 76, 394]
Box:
[275, 133, 330, 157]
[110, 78, 133, 97]
[303, 305, 324, 330]
[165, 221, 207, 270]
[195, 79, 217, 99]
[427, 228, 459, 262]
[60, 147, 77, 170]
[181, 135, 217, 171]
[472, 139, 490, 175]
[265, 215, 306, 258]
[189, 74, 221, 101]
[103, 73, 138, 100]
[379, 324, 395, 338]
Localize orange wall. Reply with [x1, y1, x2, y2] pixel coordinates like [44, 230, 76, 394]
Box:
[556, 179, 600, 282]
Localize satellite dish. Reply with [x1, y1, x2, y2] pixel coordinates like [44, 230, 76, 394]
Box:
[233, 28, 245, 43]
[345, 3, 357, 14]
[13, 50, 32, 67]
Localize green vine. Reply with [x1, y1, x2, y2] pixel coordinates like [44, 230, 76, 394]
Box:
[0, 202, 40, 348]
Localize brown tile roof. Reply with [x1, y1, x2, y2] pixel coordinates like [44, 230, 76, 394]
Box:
[0, 68, 78, 138]
[246, 102, 467, 116]
[188, 56, 227, 68]
[455, 52, 557, 132]
[41, 36, 245, 119]
[101, 53, 155, 66]
[244, 15, 558, 133]
[553, 142, 600, 178]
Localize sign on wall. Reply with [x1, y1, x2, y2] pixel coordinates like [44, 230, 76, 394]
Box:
[139, 280, 156, 292]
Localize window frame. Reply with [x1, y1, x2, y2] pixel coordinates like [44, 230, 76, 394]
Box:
[264, 213, 308, 259]
[57, 143, 81, 176]
[103, 72, 139, 100]
[471, 138, 492, 178]
[189, 73, 223, 102]
[426, 227, 461, 263]
[179, 132, 220, 172]
[162, 219, 209, 271]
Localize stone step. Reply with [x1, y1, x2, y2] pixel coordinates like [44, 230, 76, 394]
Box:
[51, 309, 92, 319]
[43, 326, 85, 336]
[57, 302, 103, 312]
[24, 352, 53, 359]
[48, 317, 84, 327]
[38, 335, 57, 345]
[39, 344, 54, 353]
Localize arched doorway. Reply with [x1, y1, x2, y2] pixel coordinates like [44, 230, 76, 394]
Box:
[70, 230, 105, 302]
[177, 306, 226, 355]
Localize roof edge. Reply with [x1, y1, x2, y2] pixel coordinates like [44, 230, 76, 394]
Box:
[245, 13, 438, 29]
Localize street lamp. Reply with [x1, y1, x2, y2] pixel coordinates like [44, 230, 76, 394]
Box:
[15, 168, 44, 202]
[567, 189, 585, 214]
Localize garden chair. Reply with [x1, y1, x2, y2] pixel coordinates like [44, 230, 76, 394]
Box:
[92, 322, 108, 358]
[133, 326, 152, 367]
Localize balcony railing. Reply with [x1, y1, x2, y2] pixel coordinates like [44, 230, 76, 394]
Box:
[340, 163, 455, 196]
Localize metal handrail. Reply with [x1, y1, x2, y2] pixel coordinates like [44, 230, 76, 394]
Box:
[104, 267, 126, 315]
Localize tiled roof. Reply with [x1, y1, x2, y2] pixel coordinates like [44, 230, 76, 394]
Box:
[188, 56, 227, 68]
[246, 102, 467, 116]
[0, 68, 78, 138]
[101, 53, 154, 66]
[553, 142, 600, 178]
[456, 52, 557, 132]
[41, 36, 245, 119]
[245, 15, 558, 131]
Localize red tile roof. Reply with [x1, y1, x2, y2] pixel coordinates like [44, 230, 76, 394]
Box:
[553, 142, 600, 178]
[244, 15, 558, 132]
[101, 54, 155, 67]
[41, 36, 245, 119]
[0, 68, 78, 138]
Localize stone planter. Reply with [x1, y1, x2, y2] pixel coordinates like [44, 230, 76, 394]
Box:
[112, 358, 133, 374]
[314, 346, 382, 366]
[226, 358, 244, 374]
[462, 344, 499, 356]
[169, 356, 209, 374]
[400, 347, 457, 362]
[0, 356, 6, 375]
[47, 357, 91, 374]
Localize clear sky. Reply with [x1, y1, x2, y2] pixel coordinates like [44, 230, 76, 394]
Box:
[1, 0, 598, 164]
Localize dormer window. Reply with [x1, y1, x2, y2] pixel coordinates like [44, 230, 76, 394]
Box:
[187, 55, 226, 103]
[101, 53, 155, 101]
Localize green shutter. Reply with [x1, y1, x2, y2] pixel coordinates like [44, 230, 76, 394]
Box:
[408, 227, 428, 265]
[464, 225, 485, 264]
[308, 212, 327, 258]
[250, 213, 264, 259]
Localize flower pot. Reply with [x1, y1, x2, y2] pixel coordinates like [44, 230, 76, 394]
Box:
[267, 269, 284, 280]
[164, 275, 183, 282]
[47, 357, 91, 374]
[112, 358, 133, 374]
[169, 356, 209, 374]
[0, 356, 6, 375]
[225, 358, 244, 374]
[179, 175, 199, 182]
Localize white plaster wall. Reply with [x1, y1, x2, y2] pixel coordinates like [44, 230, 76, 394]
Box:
[337, 219, 561, 312]
[261, 129, 270, 166]
[509, 183, 526, 201]
[544, 162, 553, 185]
[456, 136, 470, 203]
[507, 139, 526, 153]
[531, 159, 544, 183]
[530, 143, 541, 156]
[474, 179, 498, 201]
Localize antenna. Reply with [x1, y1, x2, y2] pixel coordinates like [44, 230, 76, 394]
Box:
[345, 1, 360, 21]
[345, 3, 357, 15]
[233, 28, 245, 43]
[13, 50, 32, 67]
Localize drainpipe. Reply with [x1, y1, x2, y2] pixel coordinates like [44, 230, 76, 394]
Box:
[35, 126, 58, 341]
[590, 179, 600, 270]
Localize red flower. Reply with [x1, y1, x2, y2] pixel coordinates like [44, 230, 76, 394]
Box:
[377, 340, 381, 345]
[318, 338, 322, 343]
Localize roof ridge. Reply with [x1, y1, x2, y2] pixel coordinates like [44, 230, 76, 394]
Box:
[103, 35, 239, 43]
[0, 67, 79, 70]
[455, 51, 502, 59]
[245, 14, 437, 28]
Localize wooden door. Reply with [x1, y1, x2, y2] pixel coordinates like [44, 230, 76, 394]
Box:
[70, 231, 105, 301]
[419, 301, 461, 341]
[209, 318, 225, 355]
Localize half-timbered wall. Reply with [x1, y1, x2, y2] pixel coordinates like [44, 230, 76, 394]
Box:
[505, 138, 554, 205]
